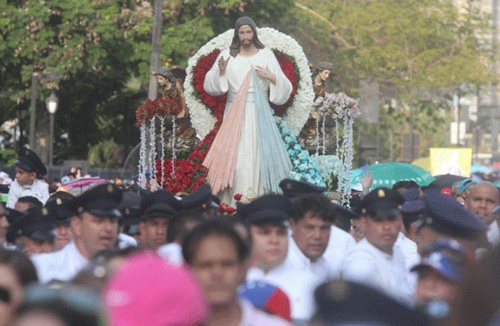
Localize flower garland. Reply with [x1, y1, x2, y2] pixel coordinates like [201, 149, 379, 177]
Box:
[275, 117, 325, 186]
[184, 27, 314, 138]
[315, 92, 361, 207]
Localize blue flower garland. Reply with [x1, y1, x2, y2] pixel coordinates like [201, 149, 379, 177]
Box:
[275, 118, 326, 186]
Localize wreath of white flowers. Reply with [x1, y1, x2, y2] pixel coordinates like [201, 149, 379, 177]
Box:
[184, 27, 314, 138]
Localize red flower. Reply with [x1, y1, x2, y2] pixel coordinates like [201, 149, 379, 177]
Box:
[233, 193, 243, 201]
[191, 49, 298, 119]
[218, 203, 236, 215]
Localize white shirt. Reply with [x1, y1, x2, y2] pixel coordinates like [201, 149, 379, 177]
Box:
[6, 179, 49, 208]
[31, 241, 88, 284]
[240, 299, 292, 326]
[117, 233, 138, 249]
[341, 238, 413, 306]
[324, 226, 356, 276]
[487, 220, 500, 246]
[280, 237, 334, 322]
[395, 232, 420, 299]
[157, 242, 184, 266]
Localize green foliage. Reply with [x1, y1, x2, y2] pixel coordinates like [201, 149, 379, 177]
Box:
[88, 138, 116, 168]
[0, 149, 17, 167]
[0, 0, 494, 166]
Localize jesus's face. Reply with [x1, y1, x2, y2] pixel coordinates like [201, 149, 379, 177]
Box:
[238, 25, 255, 49]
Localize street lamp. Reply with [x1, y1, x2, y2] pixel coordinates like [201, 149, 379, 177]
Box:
[46, 92, 59, 167]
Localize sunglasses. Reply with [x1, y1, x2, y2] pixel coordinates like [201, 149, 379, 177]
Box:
[0, 286, 11, 303]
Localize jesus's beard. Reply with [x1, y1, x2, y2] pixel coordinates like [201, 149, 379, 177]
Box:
[240, 40, 253, 49]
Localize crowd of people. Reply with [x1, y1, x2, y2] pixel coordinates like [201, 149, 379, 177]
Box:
[1, 15, 500, 326]
[0, 144, 500, 326]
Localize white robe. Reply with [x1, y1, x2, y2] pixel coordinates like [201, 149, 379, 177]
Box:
[204, 48, 292, 204]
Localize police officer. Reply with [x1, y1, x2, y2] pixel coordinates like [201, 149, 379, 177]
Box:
[139, 190, 180, 250]
[31, 183, 122, 283]
[341, 187, 413, 306]
[416, 190, 487, 256]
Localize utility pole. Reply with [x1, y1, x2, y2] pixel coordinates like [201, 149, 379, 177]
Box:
[492, 0, 500, 161]
[148, 0, 164, 100]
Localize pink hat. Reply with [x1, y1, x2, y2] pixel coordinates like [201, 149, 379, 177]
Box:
[103, 252, 209, 326]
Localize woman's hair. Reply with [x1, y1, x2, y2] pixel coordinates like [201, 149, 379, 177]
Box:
[182, 220, 251, 264]
[312, 62, 333, 77]
[229, 16, 265, 57]
[0, 249, 38, 285]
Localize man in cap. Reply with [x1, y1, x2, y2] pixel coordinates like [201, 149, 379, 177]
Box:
[238, 193, 315, 323]
[44, 191, 75, 249]
[6, 207, 55, 255]
[415, 190, 487, 256]
[463, 181, 500, 246]
[139, 190, 180, 250]
[31, 183, 122, 283]
[341, 187, 413, 306]
[6, 148, 49, 209]
[279, 179, 356, 274]
[412, 239, 473, 320]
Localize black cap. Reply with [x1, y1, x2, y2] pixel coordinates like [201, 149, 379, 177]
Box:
[6, 207, 55, 243]
[118, 188, 143, 226]
[279, 179, 327, 199]
[417, 190, 486, 239]
[180, 183, 219, 210]
[67, 183, 122, 218]
[313, 279, 429, 326]
[236, 194, 294, 225]
[5, 208, 26, 224]
[140, 190, 179, 219]
[332, 203, 360, 220]
[15, 148, 47, 176]
[44, 191, 76, 223]
[359, 188, 405, 219]
[401, 199, 425, 222]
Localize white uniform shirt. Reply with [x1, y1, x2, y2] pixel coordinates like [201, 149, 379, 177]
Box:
[157, 242, 184, 266]
[487, 220, 500, 246]
[240, 299, 293, 326]
[395, 232, 420, 299]
[6, 179, 49, 208]
[281, 237, 335, 322]
[31, 241, 88, 284]
[324, 226, 356, 276]
[341, 238, 413, 306]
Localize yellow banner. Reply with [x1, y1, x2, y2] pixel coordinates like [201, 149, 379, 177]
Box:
[430, 148, 472, 176]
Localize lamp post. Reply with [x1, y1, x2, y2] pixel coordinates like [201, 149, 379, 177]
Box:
[28, 72, 61, 149]
[46, 92, 59, 167]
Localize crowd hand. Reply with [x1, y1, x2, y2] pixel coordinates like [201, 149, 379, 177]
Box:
[218, 56, 230, 76]
[255, 66, 275, 84]
[361, 171, 373, 194]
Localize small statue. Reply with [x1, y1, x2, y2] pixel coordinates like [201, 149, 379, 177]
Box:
[151, 66, 198, 153]
[298, 62, 333, 151]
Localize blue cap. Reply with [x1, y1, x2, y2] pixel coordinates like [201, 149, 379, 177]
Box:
[459, 178, 477, 194]
[418, 190, 486, 238]
[411, 240, 470, 282]
[401, 199, 425, 222]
